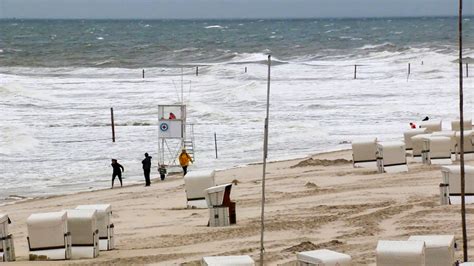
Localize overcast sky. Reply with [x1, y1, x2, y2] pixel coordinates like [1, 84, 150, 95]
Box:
[0, 0, 472, 19]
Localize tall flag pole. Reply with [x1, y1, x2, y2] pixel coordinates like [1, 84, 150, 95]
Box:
[259, 54, 271, 265]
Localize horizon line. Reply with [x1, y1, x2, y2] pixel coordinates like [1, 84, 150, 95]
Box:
[0, 15, 472, 21]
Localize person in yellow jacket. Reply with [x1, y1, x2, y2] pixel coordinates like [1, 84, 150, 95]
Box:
[179, 149, 193, 176]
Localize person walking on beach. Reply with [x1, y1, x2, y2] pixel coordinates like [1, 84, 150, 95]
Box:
[142, 153, 152, 186]
[179, 149, 193, 176]
[410, 122, 417, 129]
[111, 159, 124, 188]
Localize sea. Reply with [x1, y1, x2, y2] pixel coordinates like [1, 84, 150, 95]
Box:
[0, 17, 473, 203]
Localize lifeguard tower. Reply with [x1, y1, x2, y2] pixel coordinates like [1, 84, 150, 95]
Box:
[158, 104, 195, 169]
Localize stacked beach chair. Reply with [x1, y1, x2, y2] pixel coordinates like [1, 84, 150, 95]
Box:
[351, 138, 378, 167]
[201, 255, 255, 265]
[205, 183, 236, 227]
[184, 170, 216, 208]
[376, 141, 408, 173]
[25, 203, 114, 261]
[26, 211, 72, 260]
[440, 165, 474, 205]
[76, 204, 114, 251]
[297, 249, 352, 266]
[0, 213, 15, 262]
[65, 209, 99, 259]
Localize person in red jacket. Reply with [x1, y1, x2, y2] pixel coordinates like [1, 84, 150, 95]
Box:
[410, 122, 416, 129]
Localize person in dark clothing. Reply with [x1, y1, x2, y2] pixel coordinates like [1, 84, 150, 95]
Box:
[158, 164, 167, 181]
[111, 159, 124, 188]
[142, 153, 152, 186]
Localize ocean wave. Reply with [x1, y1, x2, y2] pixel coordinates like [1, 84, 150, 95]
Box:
[205, 25, 223, 29]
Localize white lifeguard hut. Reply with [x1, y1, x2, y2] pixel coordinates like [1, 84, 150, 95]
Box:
[157, 77, 195, 169]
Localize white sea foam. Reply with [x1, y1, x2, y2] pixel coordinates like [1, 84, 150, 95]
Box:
[0, 48, 472, 201]
[205, 25, 223, 29]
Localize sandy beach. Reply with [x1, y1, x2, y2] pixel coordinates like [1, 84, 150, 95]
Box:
[1, 149, 473, 265]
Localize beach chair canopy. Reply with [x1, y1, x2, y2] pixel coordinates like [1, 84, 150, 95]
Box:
[75, 204, 111, 239]
[420, 120, 442, 133]
[297, 249, 352, 265]
[351, 138, 377, 163]
[27, 211, 68, 250]
[65, 209, 98, 246]
[452, 119, 473, 131]
[408, 235, 455, 266]
[404, 128, 427, 150]
[184, 170, 216, 201]
[201, 255, 255, 266]
[441, 165, 474, 195]
[376, 240, 425, 265]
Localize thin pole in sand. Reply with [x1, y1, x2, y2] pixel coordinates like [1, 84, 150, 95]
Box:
[354, 64, 357, 79]
[196, 66, 199, 76]
[259, 54, 271, 265]
[245, 67, 248, 73]
[407, 63, 411, 81]
[142, 69, 145, 79]
[458, 0, 468, 261]
[214, 132, 218, 159]
[111, 108, 115, 142]
[466, 63, 469, 78]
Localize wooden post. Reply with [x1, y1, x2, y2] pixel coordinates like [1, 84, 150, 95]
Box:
[196, 66, 199, 76]
[245, 67, 247, 73]
[354, 65, 357, 79]
[214, 132, 218, 159]
[111, 108, 115, 142]
[142, 69, 145, 79]
[408, 63, 411, 75]
[466, 63, 469, 77]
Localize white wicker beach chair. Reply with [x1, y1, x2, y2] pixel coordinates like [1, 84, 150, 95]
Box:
[440, 165, 474, 205]
[404, 128, 427, 151]
[432, 131, 457, 154]
[26, 211, 71, 260]
[454, 130, 474, 156]
[184, 170, 216, 208]
[451, 119, 472, 131]
[351, 138, 378, 168]
[65, 209, 99, 259]
[421, 136, 452, 165]
[75, 204, 114, 251]
[408, 235, 455, 266]
[201, 255, 255, 266]
[419, 120, 442, 133]
[376, 240, 425, 266]
[297, 249, 352, 266]
[0, 213, 15, 262]
[411, 134, 432, 159]
[376, 141, 408, 173]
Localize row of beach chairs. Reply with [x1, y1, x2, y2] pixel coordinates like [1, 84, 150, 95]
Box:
[352, 119, 474, 173]
[0, 204, 113, 262]
[201, 235, 457, 265]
